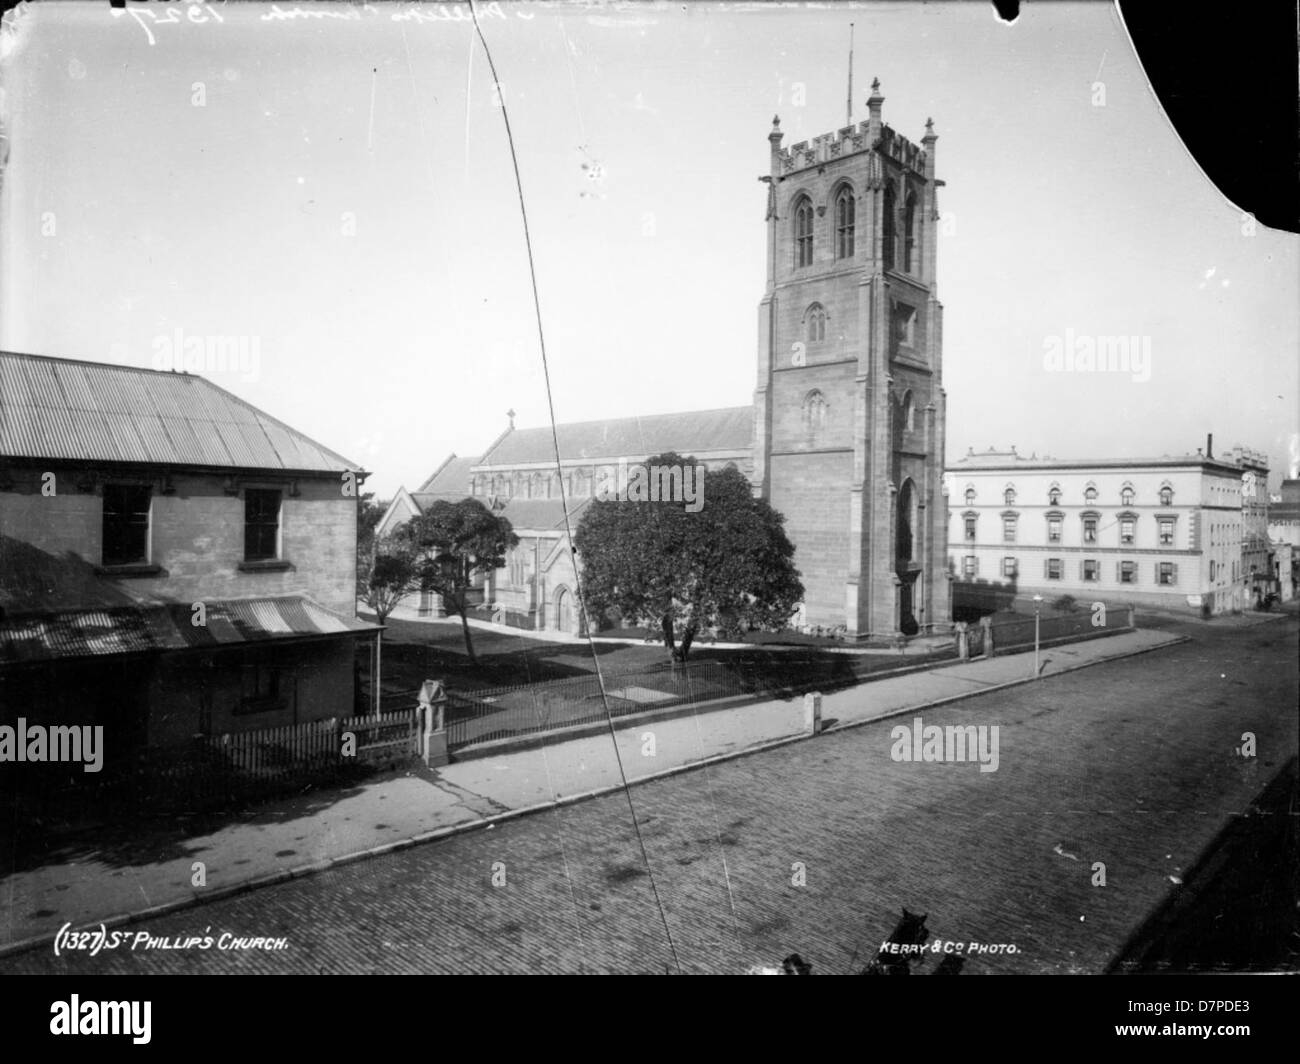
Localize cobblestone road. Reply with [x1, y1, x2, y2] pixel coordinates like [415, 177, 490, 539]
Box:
[5, 617, 1295, 974]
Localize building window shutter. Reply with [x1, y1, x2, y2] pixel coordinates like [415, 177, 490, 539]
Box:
[1171, 563, 1178, 585]
[1043, 558, 1050, 578]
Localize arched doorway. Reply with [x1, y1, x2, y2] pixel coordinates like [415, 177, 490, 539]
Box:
[555, 588, 575, 634]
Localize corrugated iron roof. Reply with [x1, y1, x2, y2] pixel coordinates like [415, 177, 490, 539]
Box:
[476, 407, 753, 468]
[0, 351, 359, 473]
[0, 596, 376, 665]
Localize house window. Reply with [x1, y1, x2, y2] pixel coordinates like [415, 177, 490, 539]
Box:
[963, 515, 977, 541]
[1210, 560, 1216, 581]
[1082, 559, 1099, 582]
[835, 186, 855, 259]
[1084, 486, 1098, 503]
[102, 484, 152, 566]
[902, 191, 917, 272]
[1048, 486, 1061, 505]
[1082, 516, 1098, 544]
[1158, 562, 1176, 586]
[1119, 517, 1135, 546]
[1119, 561, 1137, 584]
[807, 303, 826, 342]
[1003, 487, 1016, 506]
[962, 555, 977, 577]
[1047, 515, 1062, 543]
[238, 661, 284, 713]
[964, 488, 976, 506]
[794, 196, 814, 268]
[1120, 486, 1135, 506]
[1002, 515, 1017, 543]
[901, 391, 915, 432]
[1158, 518, 1175, 546]
[244, 489, 282, 561]
[1159, 486, 1173, 506]
[882, 181, 896, 269]
[1002, 556, 1017, 578]
[1046, 558, 1063, 580]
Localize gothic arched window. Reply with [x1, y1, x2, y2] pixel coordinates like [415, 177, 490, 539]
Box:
[882, 182, 897, 269]
[793, 195, 814, 268]
[835, 185, 855, 259]
[903, 190, 917, 272]
[806, 303, 826, 343]
[900, 390, 915, 432]
[802, 390, 828, 436]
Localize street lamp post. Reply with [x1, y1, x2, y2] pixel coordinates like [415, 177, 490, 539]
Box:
[1032, 595, 1043, 678]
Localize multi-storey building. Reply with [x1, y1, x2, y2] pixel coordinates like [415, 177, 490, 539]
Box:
[0, 351, 377, 757]
[1234, 445, 1275, 605]
[1267, 478, 1300, 599]
[946, 442, 1268, 616]
[753, 81, 949, 636]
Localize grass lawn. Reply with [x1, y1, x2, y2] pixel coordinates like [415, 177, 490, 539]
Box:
[360, 612, 957, 701]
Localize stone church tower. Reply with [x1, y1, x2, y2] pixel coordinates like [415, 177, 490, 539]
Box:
[753, 80, 950, 637]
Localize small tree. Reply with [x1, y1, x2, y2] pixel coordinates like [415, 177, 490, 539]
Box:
[403, 497, 518, 663]
[575, 454, 804, 662]
[355, 492, 389, 605]
[363, 534, 420, 624]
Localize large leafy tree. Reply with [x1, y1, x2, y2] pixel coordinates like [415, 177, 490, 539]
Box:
[574, 453, 803, 661]
[402, 497, 519, 663]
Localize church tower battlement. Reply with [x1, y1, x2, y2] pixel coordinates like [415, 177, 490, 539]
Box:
[753, 78, 950, 637]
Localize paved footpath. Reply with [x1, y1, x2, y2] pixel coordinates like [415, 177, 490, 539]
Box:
[0, 627, 1183, 955]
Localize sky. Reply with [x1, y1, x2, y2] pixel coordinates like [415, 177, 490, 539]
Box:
[1, 0, 1296, 499]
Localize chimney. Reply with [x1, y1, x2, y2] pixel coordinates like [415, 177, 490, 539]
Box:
[1206, 433, 1213, 459]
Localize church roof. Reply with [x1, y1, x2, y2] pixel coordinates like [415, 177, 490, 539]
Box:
[475, 406, 752, 468]
[0, 350, 357, 474]
[492, 497, 593, 533]
[415, 454, 478, 496]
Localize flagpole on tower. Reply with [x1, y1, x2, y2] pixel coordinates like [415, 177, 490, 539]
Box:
[846, 22, 855, 126]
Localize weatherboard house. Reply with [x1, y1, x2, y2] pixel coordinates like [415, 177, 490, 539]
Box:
[0, 351, 379, 766]
[382, 85, 951, 639]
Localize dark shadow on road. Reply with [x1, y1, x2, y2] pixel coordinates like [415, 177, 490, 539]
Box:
[0, 763, 421, 881]
[1108, 756, 1299, 973]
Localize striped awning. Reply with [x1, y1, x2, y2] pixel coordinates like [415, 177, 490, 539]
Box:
[0, 597, 378, 665]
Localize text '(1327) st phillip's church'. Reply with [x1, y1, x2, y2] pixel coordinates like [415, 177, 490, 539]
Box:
[753, 79, 950, 636]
